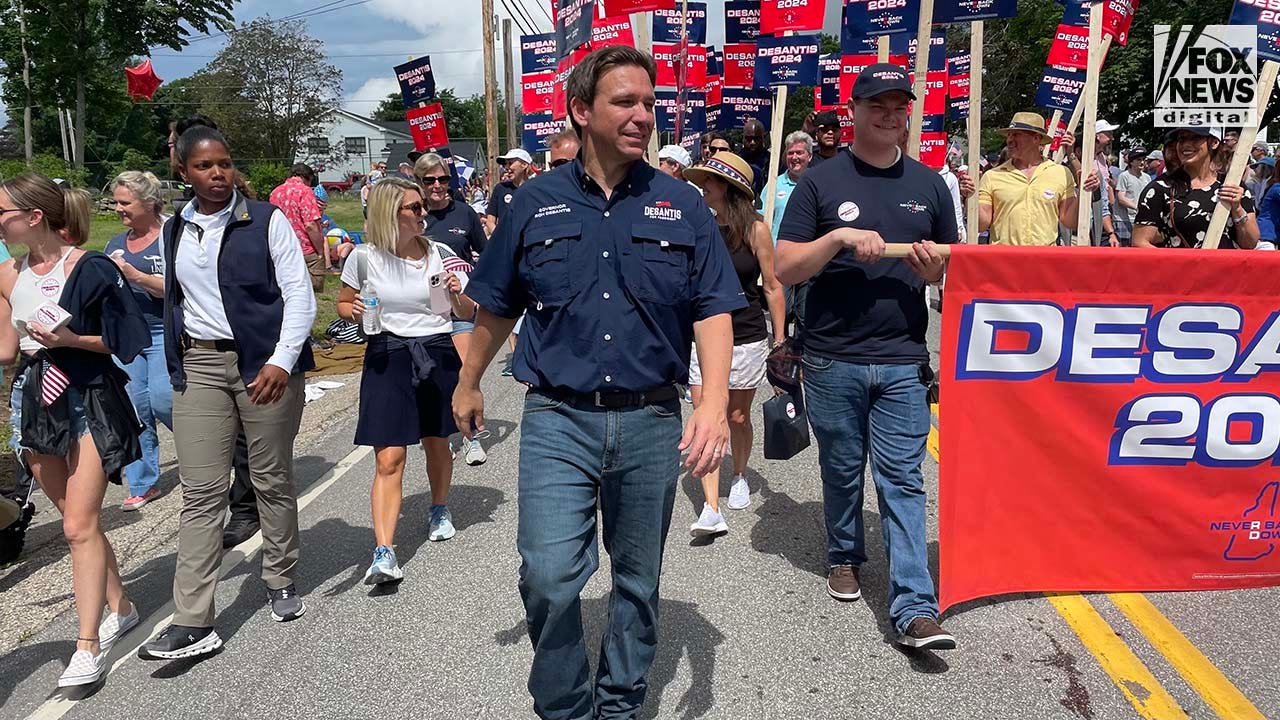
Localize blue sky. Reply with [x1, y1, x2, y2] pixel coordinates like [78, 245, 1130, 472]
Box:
[1, 0, 844, 126]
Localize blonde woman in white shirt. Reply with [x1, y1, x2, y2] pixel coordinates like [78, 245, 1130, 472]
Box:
[337, 178, 477, 584]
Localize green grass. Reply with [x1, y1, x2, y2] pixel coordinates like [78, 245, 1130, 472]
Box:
[81, 196, 369, 338]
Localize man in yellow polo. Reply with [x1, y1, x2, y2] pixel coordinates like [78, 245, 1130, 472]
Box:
[973, 112, 1100, 245]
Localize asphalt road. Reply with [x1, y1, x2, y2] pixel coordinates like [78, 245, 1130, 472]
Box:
[2, 309, 1277, 720]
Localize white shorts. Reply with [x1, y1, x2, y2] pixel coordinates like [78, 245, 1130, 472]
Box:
[688, 338, 768, 390]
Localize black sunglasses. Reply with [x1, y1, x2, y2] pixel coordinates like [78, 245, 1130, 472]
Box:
[0, 207, 31, 216]
[417, 175, 450, 186]
[550, 158, 571, 168]
[400, 201, 425, 214]
[708, 145, 731, 154]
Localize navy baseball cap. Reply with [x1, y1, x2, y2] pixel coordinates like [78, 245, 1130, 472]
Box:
[850, 63, 917, 100]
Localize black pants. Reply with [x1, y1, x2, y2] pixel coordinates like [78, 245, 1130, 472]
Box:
[228, 432, 257, 521]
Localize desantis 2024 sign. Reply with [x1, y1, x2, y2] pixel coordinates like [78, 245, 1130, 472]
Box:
[939, 247, 1280, 610]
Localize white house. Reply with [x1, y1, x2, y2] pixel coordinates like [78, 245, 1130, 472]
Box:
[296, 108, 412, 184]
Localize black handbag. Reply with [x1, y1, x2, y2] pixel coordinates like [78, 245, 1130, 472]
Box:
[763, 389, 811, 460]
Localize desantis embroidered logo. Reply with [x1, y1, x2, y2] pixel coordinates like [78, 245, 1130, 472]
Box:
[1214, 481, 1279, 561]
[644, 201, 683, 221]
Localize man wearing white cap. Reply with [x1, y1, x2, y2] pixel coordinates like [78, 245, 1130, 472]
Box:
[1065, 118, 1121, 246]
[484, 148, 533, 235]
[657, 144, 692, 181]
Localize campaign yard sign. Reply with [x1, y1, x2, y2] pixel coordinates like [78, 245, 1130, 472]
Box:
[602, 0, 673, 14]
[654, 43, 708, 88]
[817, 53, 842, 110]
[940, 247, 1280, 609]
[725, 0, 762, 43]
[913, 70, 948, 116]
[394, 56, 436, 107]
[1036, 64, 1087, 113]
[1046, 24, 1092, 70]
[892, 28, 947, 72]
[843, 0, 921, 37]
[933, 0, 1017, 24]
[723, 43, 757, 88]
[1229, 1, 1280, 62]
[406, 103, 448, 150]
[522, 70, 557, 114]
[841, 26, 880, 56]
[555, 0, 596, 60]
[521, 111, 562, 152]
[521, 33, 558, 73]
[919, 130, 948, 168]
[654, 2, 707, 44]
[1062, 0, 1138, 45]
[761, 0, 826, 35]
[754, 34, 821, 87]
[719, 88, 773, 131]
[948, 52, 970, 119]
[656, 90, 708, 133]
[590, 14, 636, 49]
[839, 53, 908, 104]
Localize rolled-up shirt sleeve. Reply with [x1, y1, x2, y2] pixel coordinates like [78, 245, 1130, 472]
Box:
[466, 196, 526, 318]
[690, 209, 748, 321]
[265, 209, 318, 372]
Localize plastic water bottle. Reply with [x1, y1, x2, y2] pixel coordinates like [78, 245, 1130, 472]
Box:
[361, 280, 382, 335]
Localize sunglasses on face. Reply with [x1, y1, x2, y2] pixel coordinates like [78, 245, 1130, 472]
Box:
[400, 202, 425, 215]
[417, 175, 450, 186]
[709, 145, 731, 154]
[550, 158, 571, 168]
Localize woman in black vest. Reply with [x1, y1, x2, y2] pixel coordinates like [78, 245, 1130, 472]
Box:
[140, 126, 317, 661]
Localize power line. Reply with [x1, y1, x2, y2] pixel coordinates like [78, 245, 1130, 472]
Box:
[509, 0, 546, 34]
[497, 0, 535, 37]
[522, 0, 553, 29]
[182, 0, 376, 45]
[152, 48, 484, 59]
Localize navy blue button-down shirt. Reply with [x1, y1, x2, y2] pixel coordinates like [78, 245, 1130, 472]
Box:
[467, 158, 746, 394]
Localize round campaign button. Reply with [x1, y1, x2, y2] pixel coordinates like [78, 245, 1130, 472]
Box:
[504, 193, 513, 204]
[786, 402, 797, 419]
[38, 278, 61, 297]
[838, 201, 860, 222]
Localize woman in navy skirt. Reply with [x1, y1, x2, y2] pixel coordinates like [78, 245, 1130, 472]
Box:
[336, 178, 478, 584]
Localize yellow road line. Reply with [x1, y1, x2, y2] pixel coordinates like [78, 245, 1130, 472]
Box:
[1109, 593, 1266, 720]
[1047, 594, 1190, 719]
[927, 424, 940, 460]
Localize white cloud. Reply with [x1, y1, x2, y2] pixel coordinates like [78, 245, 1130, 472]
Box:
[346, 76, 402, 107]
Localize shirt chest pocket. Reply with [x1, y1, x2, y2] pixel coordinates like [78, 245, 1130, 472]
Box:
[625, 222, 694, 305]
[521, 221, 581, 307]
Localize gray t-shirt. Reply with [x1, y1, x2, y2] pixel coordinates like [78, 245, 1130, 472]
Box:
[1114, 170, 1150, 228]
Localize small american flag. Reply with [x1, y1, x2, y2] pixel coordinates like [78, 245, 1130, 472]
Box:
[442, 256, 473, 274]
[41, 360, 69, 407]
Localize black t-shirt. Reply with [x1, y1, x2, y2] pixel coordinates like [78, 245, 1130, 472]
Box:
[484, 180, 521, 222]
[776, 148, 959, 364]
[1134, 168, 1256, 248]
[424, 199, 487, 261]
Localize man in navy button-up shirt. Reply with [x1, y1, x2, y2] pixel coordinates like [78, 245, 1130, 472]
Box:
[456, 46, 743, 720]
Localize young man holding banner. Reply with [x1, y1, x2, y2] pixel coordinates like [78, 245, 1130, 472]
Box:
[774, 64, 958, 651]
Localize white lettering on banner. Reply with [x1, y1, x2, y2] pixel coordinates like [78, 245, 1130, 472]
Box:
[868, 0, 907, 9]
[655, 8, 705, 18]
[523, 38, 555, 51]
[1239, 0, 1280, 10]
[759, 45, 816, 57]
[726, 52, 754, 61]
[777, 0, 806, 7]
[644, 206, 683, 221]
[727, 8, 759, 18]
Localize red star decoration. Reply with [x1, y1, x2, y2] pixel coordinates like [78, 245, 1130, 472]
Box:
[125, 59, 163, 101]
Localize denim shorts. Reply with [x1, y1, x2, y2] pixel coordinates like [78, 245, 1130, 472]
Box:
[451, 318, 476, 336]
[10, 370, 89, 453]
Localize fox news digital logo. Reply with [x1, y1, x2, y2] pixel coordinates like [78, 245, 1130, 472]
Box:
[1154, 25, 1258, 127]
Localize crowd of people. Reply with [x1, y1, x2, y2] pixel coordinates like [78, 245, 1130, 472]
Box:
[0, 44, 1264, 718]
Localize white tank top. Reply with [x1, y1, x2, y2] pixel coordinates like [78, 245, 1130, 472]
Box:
[12, 248, 72, 354]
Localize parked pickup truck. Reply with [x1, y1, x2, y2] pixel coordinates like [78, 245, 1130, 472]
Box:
[321, 180, 354, 193]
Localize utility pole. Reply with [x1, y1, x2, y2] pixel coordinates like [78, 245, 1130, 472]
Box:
[503, 18, 518, 150]
[481, 0, 500, 184]
[18, 0, 32, 164]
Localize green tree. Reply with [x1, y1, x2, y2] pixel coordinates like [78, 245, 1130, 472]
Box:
[371, 88, 511, 141]
[190, 18, 343, 163]
[0, 0, 236, 169]
[373, 92, 406, 122]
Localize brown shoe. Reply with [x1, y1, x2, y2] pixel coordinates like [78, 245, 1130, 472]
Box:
[826, 564, 861, 601]
[897, 617, 956, 650]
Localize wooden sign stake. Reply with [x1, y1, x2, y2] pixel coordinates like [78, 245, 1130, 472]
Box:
[1203, 59, 1280, 249]
[966, 21, 983, 245]
[636, 12, 661, 168]
[1073, 1, 1104, 246]
[762, 29, 794, 231]
[907, 0, 936, 159]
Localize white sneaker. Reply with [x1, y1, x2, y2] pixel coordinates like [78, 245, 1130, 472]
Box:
[726, 475, 751, 510]
[465, 438, 487, 466]
[57, 649, 107, 687]
[98, 603, 140, 651]
[429, 506, 456, 541]
[689, 503, 728, 537]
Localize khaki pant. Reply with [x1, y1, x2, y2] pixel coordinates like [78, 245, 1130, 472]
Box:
[171, 346, 305, 627]
[303, 252, 326, 292]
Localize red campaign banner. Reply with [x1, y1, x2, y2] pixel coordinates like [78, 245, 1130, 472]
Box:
[552, 47, 587, 120]
[836, 106, 855, 144]
[591, 14, 635, 49]
[939, 247, 1280, 611]
[1046, 24, 1091, 70]
[760, 0, 826, 35]
[653, 43, 707, 88]
[1104, 0, 1137, 46]
[948, 70, 970, 100]
[522, 70, 557, 114]
[722, 42, 756, 88]
[838, 53, 908, 104]
[1047, 117, 1070, 152]
[918, 130, 947, 168]
[910, 70, 948, 116]
[406, 102, 448, 150]
[602, 0, 673, 14]
[704, 74, 722, 106]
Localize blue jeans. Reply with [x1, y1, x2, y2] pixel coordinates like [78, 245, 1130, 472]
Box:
[120, 325, 173, 496]
[517, 389, 682, 720]
[801, 355, 939, 634]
